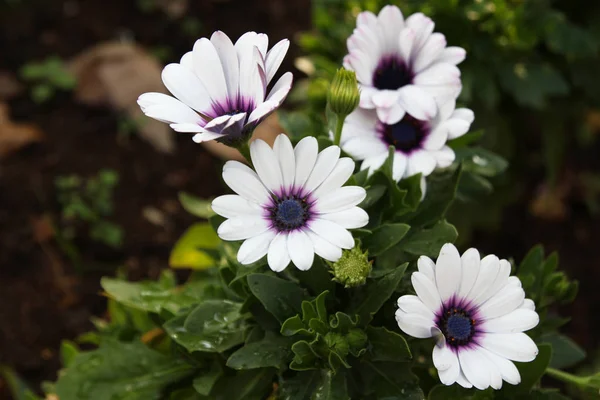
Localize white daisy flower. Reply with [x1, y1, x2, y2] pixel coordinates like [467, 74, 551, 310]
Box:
[340, 99, 473, 181]
[138, 31, 293, 146]
[211, 134, 368, 272]
[344, 5, 465, 124]
[396, 243, 540, 390]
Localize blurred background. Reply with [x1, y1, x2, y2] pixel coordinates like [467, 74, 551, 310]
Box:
[1, 0, 600, 398]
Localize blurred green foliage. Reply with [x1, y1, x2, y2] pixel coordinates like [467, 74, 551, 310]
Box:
[55, 169, 123, 249]
[20, 56, 76, 103]
[288, 0, 600, 240]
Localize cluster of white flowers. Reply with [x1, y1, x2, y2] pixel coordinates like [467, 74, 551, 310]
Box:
[137, 5, 538, 391]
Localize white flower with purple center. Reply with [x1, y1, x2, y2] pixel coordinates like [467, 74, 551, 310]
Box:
[344, 5, 465, 124]
[138, 31, 293, 146]
[340, 99, 473, 181]
[211, 134, 368, 272]
[396, 243, 540, 390]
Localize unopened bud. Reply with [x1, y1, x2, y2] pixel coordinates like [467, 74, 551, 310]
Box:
[331, 245, 371, 288]
[327, 68, 360, 117]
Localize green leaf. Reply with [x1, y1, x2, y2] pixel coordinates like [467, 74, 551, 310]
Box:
[55, 340, 195, 400]
[349, 263, 407, 326]
[101, 271, 206, 314]
[505, 343, 552, 396]
[227, 334, 293, 370]
[278, 371, 319, 400]
[192, 363, 222, 396]
[401, 220, 458, 258]
[428, 385, 493, 399]
[366, 326, 411, 362]
[170, 223, 220, 269]
[211, 369, 275, 400]
[448, 130, 484, 150]
[60, 340, 80, 368]
[0, 366, 42, 400]
[312, 370, 349, 400]
[360, 361, 424, 400]
[247, 274, 308, 322]
[455, 147, 508, 178]
[362, 223, 410, 256]
[290, 340, 319, 371]
[541, 333, 586, 369]
[178, 192, 215, 219]
[498, 63, 569, 109]
[164, 300, 246, 353]
[291, 258, 335, 297]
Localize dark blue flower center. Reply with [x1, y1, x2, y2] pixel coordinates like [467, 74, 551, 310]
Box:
[380, 115, 429, 153]
[438, 308, 475, 347]
[270, 197, 311, 232]
[373, 56, 413, 90]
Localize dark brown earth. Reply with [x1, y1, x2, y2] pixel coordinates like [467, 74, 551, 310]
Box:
[0, 0, 599, 399]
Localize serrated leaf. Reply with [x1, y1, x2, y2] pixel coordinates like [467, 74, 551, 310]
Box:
[247, 274, 308, 323]
[367, 326, 411, 362]
[170, 223, 220, 269]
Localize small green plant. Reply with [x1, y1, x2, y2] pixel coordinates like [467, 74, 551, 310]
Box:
[20, 56, 76, 103]
[54, 169, 123, 249]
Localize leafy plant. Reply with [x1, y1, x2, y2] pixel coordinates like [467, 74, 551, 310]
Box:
[20, 56, 76, 103]
[55, 169, 123, 249]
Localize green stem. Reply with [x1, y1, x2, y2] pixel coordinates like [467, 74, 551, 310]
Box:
[238, 141, 252, 166]
[546, 367, 587, 386]
[333, 114, 346, 146]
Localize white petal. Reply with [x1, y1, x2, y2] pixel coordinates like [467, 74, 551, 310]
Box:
[395, 311, 435, 338]
[361, 153, 388, 176]
[179, 51, 194, 70]
[478, 346, 521, 386]
[303, 146, 341, 194]
[411, 271, 442, 313]
[452, 108, 475, 124]
[397, 85, 437, 120]
[192, 38, 228, 102]
[170, 123, 205, 133]
[422, 127, 448, 151]
[477, 259, 512, 305]
[267, 232, 291, 272]
[312, 158, 355, 198]
[217, 217, 270, 241]
[458, 348, 492, 390]
[211, 194, 264, 218]
[406, 150, 436, 177]
[414, 63, 460, 87]
[445, 119, 471, 140]
[138, 93, 203, 125]
[392, 152, 408, 181]
[247, 100, 278, 125]
[376, 99, 406, 125]
[162, 64, 211, 112]
[432, 146, 455, 168]
[222, 161, 270, 204]
[265, 39, 290, 84]
[378, 5, 404, 53]
[437, 46, 466, 65]
[342, 137, 388, 161]
[273, 134, 295, 190]
[396, 295, 436, 321]
[306, 230, 342, 262]
[417, 256, 436, 282]
[434, 344, 460, 384]
[321, 207, 368, 229]
[456, 370, 473, 389]
[482, 309, 539, 333]
[237, 230, 276, 264]
[457, 248, 480, 299]
[480, 333, 539, 362]
[314, 186, 367, 213]
[372, 89, 400, 108]
[521, 298, 536, 311]
[478, 286, 525, 320]
[210, 31, 239, 100]
[265, 71, 293, 104]
[406, 13, 435, 52]
[468, 255, 500, 305]
[294, 136, 319, 188]
[413, 33, 447, 73]
[191, 131, 226, 143]
[398, 27, 415, 63]
[287, 230, 314, 271]
[308, 219, 354, 249]
[435, 243, 461, 303]
[250, 139, 283, 193]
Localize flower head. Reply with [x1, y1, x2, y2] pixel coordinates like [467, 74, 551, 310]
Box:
[211, 134, 368, 272]
[344, 5, 465, 124]
[396, 243, 540, 390]
[340, 99, 473, 181]
[138, 31, 293, 146]
[331, 245, 372, 287]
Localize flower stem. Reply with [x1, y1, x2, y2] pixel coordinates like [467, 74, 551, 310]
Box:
[546, 367, 587, 386]
[333, 114, 346, 146]
[238, 141, 252, 166]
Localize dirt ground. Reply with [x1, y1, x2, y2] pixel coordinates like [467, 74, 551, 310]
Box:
[0, 0, 598, 399]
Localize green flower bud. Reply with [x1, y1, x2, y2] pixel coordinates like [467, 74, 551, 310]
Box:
[325, 332, 349, 357]
[346, 328, 368, 353]
[327, 68, 360, 118]
[331, 245, 372, 288]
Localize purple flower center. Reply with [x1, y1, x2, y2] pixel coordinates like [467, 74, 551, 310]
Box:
[373, 55, 413, 90]
[378, 114, 429, 154]
[438, 307, 476, 347]
[268, 195, 312, 232]
[209, 96, 257, 146]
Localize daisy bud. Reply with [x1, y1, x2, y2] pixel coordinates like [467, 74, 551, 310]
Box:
[325, 332, 350, 356]
[327, 68, 360, 118]
[331, 245, 371, 288]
